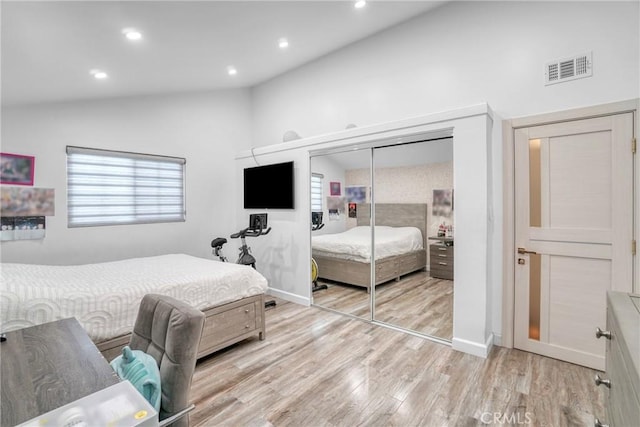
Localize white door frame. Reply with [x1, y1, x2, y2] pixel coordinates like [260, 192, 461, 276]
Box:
[501, 99, 639, 349]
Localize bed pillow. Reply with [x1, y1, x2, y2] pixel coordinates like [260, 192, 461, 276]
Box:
[110, 346, 161, 411]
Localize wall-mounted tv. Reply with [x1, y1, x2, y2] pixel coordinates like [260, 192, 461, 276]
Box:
[244, 161, 295, 209]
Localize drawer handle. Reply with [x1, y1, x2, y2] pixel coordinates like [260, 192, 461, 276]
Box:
[595, 327, 612, 340]
[245, 325, 250, 329]
[245, 309, 249, 313]
[438, 247, 447, 251]
[438, 262, 448, 266]
[594, 375, 611, 388]
[438, 254, 447, 258]
[594, 418, 609, 427]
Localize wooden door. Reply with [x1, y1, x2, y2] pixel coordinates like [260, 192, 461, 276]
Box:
[514, 113, 634, 370]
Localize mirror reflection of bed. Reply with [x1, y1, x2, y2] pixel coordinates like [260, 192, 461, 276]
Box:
[310, 139, 454, 341]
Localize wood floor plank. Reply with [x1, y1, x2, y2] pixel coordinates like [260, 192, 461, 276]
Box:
[313, 271, 453, 340]
[190, 298, 605, 426]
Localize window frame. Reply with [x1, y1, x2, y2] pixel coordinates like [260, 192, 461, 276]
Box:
[66, 146, 186, 228]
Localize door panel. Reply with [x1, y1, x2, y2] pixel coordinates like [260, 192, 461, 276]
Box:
[548, 255, 610, 356]
[310, 149, 372, 320]
[514, 113, 633, 370]
[548, 132, 611, 228]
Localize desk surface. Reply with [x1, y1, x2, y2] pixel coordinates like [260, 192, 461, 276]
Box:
[1, 317, 120, 426]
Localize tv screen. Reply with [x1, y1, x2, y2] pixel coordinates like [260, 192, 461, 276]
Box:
[244, 161, 294, 209]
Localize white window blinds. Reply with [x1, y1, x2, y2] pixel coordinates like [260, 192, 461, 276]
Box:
[311, 173, 323, 212]
[66, 146, 186, 227]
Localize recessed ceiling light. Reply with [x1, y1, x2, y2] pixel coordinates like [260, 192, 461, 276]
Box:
[227, 66, 238, 76]
[354, 0, 366, 9]
[278, 38, 289, 49]
[122, 28, 143, 41]
[89, 69, 108, 80]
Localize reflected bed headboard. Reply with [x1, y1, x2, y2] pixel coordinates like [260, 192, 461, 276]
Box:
[356, 203, 429, 249]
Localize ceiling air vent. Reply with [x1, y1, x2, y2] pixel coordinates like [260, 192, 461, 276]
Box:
[545, 52, 592, 85]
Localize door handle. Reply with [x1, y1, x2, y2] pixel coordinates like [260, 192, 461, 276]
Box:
[517, 247, 537, 255]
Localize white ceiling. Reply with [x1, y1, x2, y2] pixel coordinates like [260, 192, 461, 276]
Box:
[1, 1, 444, 106]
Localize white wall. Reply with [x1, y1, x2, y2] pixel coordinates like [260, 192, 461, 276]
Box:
[251, 1, 638, 145]
[1, 89, 252, 264]
[248, 1, 639, 345]
[237, 105, 496, 357]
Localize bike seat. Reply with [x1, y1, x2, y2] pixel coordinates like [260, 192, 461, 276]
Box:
[211, 237, 227, 248]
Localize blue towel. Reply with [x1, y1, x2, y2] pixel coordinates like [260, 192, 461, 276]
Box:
[110, 346, 161, 411]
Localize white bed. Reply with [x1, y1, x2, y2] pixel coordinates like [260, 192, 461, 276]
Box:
[312, 225, 423, 262]
[311, 204, 428, 290]
[1, 254, 268, 359]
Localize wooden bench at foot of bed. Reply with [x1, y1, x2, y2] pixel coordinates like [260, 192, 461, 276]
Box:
[97, 294, 266, 361]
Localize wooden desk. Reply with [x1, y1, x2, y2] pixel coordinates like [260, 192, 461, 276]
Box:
[0, 317, 120, 426]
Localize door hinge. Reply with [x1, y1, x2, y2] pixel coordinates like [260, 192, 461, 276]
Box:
[633, 239, 637, 256]
[633, 138, 637, 154]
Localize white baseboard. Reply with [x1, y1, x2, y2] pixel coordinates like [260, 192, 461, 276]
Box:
[492, 333, 503, 347]
[267, 287, 310, 306]
[452, 333, 494, 358]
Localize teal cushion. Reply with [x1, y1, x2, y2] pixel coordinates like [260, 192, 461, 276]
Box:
[110, 346, 161, 411]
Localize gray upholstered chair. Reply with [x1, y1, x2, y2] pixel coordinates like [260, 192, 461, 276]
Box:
[130, 294, 205, 427]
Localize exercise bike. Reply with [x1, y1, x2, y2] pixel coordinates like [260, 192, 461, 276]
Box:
[311, 211, 327, 292]
[211, 213, 276, 308]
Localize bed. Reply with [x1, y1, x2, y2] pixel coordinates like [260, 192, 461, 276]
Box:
[312, 203, 428, 290]
[0, 254, 268, 361]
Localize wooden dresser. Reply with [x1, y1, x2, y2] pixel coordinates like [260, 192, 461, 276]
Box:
[429, 240, 453, 280]
[594, 292, 640, 427]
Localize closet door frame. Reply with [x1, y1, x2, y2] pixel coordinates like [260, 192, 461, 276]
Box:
[310, 142, 453, 347]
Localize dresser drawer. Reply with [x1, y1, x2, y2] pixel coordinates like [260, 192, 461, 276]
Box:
[200, 301, 258, 348]
[397, 251, 426, 274]
[431, 259, 453, 271]
[430, 243, 453, 255]
[429, 242, 454, 280]
[603, 293, 640, 426]
[375, 259, 399, 281]
[608, 333, 640, 427]
[430, 266, 453, 280]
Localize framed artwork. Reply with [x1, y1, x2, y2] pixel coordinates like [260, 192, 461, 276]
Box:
[345, 186, 366, 203]
[326, 196, 345, 214]
[330, 181, 341, 196]
[348, 202, 357, 218]
[0, 187, 55, 216]
[433, 189, 453, 218]
[1, 153, 35, 186]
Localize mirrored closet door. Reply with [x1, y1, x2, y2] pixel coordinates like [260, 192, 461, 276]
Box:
[310, 138, 454, 343]
[371, 139, 454, 341]
[310, 149, 371, 320]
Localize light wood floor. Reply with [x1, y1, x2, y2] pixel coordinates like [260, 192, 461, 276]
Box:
[312, 271, 453, 340]
[190, 298, 604, 426]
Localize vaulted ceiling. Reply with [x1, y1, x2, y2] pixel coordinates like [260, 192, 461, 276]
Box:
[2, 1, 444, 105]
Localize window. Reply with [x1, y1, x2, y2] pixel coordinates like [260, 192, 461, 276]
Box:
[311, 173, 323, 212]
[66, 146, 185, 227]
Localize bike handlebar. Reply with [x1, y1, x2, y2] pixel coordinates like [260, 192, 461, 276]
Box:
[230, 226, 272, 239]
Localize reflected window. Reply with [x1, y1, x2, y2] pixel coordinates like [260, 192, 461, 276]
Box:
[311, 173, 323, 212]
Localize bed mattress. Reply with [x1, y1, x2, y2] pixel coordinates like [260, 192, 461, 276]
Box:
[0, 254, 268, 342]
[312, 225, 423, 262]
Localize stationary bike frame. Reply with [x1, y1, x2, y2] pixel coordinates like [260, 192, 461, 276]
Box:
[211, 216, 274, 307]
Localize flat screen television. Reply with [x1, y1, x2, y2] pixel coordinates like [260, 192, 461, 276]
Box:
[244, 161, 295, 209]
